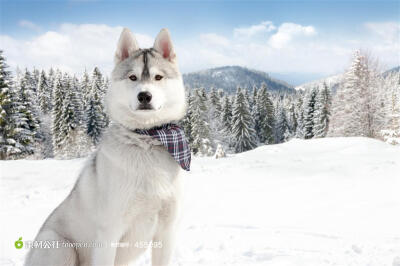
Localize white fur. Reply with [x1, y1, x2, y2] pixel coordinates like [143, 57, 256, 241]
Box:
[25, 28, 186, 266]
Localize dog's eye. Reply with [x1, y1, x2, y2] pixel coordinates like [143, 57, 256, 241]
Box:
[129, 75, 137, 81]
[155, 75, 163, 81]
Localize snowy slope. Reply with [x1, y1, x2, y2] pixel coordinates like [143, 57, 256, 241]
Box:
[1, 137, 400, 266]
[295, 74, 343, 92]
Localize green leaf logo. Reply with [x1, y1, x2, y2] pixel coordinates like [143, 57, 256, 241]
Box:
[15, 237, 23, 249]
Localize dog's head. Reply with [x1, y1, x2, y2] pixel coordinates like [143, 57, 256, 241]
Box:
[107, 28, 186, 130]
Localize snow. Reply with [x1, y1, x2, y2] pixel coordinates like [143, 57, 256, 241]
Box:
[1, 137, 400, 266]
[295, 74, 342, 91]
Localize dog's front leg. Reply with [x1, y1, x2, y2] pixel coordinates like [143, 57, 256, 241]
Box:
[152, 199, 180, 266]
[89, 229, 123, 266]
[151, 226, 176, 266]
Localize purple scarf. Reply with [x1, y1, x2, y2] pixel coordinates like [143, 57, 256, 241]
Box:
[134, 124, 191, 171]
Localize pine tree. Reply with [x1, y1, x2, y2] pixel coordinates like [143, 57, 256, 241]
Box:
[254, 85, 275, 144]
[80, 69, 91, 122]
[0, 51, 31, 158]
[47, 68, 56, 107]
[52, 73, 66, 155]
[220, 95, 233, 136]
[58, 76, 89, 158]
[71, 76, 84, 125]
[251, 85, 258, 108]
[85, 68, 107, 145]
[33, 68, 40, 92]
[90, 67, 108, 133]
[381, 72, 400, 144]
[313, 82, 332, 138]
[287, 102, 297, 135]
[329, 50, 383, 137]
[182, 92, 193, 144]
[275, 103, 290, 143]
[18, 69, 41, 148]
[231, 88, 257, 153]
[303, 87, 318, 139]
[190, 88, 213, 155]
[86, 89, 105, 146]
[37, 70, 51, 114]
[295, 93, 305, 138]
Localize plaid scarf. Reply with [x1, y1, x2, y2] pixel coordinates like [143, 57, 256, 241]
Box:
[134, 124, 191, 171]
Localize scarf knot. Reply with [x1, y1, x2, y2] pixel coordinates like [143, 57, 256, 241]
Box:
[134, 124, 191, 171]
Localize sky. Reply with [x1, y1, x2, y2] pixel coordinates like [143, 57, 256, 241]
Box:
[0, 0, 399, 85]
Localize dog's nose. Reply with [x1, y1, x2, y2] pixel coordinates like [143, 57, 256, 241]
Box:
[137, 91, 152, 104]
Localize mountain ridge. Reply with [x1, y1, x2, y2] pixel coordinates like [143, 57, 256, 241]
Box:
[182, 65, 295, 94]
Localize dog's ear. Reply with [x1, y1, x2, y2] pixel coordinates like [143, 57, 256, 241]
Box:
[114, 28, 139, 65]
[153, 28, 176, 62]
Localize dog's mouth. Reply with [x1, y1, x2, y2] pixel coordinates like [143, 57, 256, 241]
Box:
[137, 104, 154, 111]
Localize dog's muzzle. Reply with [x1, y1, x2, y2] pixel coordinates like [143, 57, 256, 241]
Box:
[137, 91, 153, 110]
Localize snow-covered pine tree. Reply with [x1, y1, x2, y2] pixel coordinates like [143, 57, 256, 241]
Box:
[51, 73, 66, 156]
[275, 102, 290, 143]
[182, 91, 193, 144]
[251, 85, 258, 108]
[32, 68, 40, 92]
[209, 87, 218, 107]
[34, 70, 54, 158]
[254, 85, 275, 144]
[243, 88, 251, 107]
[71, 76, 84, 125]
[220, 95, 233, 137]
[287, 102, 297, 136]
[102, 76, 110, 127]
[214, 90, 223, 119]
[47, 68, 56, 106]
[303, 87, 318, 139]
[295, 93, 305, 138]
[329, 50, 383, 137]
[91, 67, 108, 131]
[313, 82, 332, 138]
[22, 69, 38, 101]
[37, 70, 51, 114]
[80, 69, 91, 121]
[86, 68, 107, 146]
[207, 87, 226, 147]
[0, 50, 29, 159]
[57, 75, 89, 158]
[19, 69, 41, 147]
[0, 53, 15, 159]
[231, 87, 257, 153]
[190, 88, 213, 155]
[59, 76, 77, 157]
[381, 71, 400, 144]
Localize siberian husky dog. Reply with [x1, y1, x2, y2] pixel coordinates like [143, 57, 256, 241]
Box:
[25, 28, 187, 266]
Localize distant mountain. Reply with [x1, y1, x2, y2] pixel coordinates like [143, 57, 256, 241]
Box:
[182, 66, 294, 94]
[295, 74, 343, 93]
[296, 66, 400, 93]
[383, 66, 400, 77]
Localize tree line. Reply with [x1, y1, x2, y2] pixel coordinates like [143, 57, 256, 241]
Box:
[0, 50, 399, 160]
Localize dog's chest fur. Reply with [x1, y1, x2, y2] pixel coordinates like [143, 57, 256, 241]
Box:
[92, 124, 182, 220]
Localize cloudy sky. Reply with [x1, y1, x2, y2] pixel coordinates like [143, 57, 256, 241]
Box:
[0, 0, 399, 85]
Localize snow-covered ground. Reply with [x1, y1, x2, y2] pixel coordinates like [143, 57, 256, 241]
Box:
[1, 137, 400, 266]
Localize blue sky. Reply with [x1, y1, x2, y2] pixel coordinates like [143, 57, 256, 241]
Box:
[1, 0, 399, 85]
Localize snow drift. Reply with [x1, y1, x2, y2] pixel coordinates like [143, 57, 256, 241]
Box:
[1, 137, 399, 266]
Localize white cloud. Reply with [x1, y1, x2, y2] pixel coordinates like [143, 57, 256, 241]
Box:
[18, 20, 41, 31]
[365, 22, 400, 44]
[234, 21, 276, 38]
[1, 21, 398, 81]
[268, 23, 316, 49]
[1, 24, 153, 75]
[199, 33, 230, 47]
